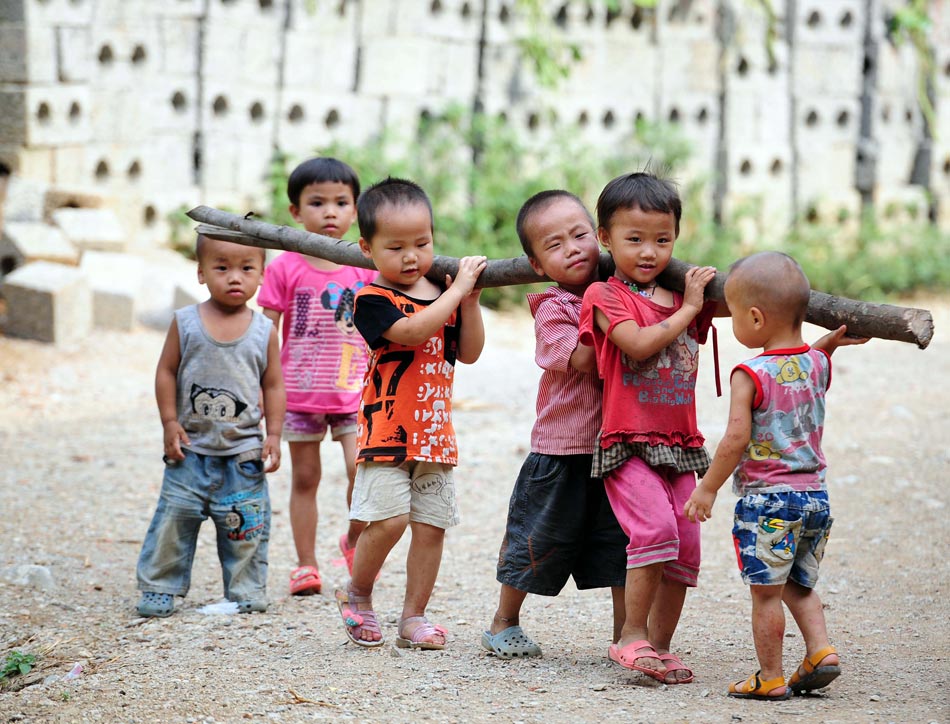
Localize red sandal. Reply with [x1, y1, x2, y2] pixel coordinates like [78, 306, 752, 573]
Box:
[289, 565, 322, 596]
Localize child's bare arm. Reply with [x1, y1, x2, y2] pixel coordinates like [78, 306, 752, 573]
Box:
[599, 266, 717, 361]
[684, 369, 756, 523]
[260, 325, 285, 473]
[261, 307, 281, 331]
[384, 256, 488, 347]
[457, 288, 486, 364]
[156, 318, 189, 460]
[812, 325, 870, 356]
[570, 342, 596, 373]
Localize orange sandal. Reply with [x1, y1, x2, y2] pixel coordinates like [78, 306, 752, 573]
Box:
[789, 646, 840, 694]
[728, 671, 791, 700]
[289, 565, 322, 595]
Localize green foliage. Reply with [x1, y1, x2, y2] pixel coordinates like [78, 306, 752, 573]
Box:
[886, 0, 936, 136]
[1, 651, 36, 682]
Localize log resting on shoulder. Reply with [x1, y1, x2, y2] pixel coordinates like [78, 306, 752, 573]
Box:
[187, 205, 935, 349]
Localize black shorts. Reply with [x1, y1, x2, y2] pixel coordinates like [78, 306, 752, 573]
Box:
[496, 453, 627, 595]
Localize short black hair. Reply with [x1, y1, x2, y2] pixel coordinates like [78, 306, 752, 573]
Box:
[596, 171, 682, 236]
[357, 177, 433, 242]
[516, 189, 594, 257]
[287, 157, 360, 207]
[195, 233, 266, 264]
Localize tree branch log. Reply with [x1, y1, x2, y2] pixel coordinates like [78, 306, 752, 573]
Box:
[187, 205, 935, 349]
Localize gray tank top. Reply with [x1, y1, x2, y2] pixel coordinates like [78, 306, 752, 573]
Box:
[175, 305, 272, 456]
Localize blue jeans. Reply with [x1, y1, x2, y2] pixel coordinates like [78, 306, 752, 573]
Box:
[136, 449, 271, 604]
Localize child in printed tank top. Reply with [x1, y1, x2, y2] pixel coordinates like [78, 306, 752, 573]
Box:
[335, 178, 487, 649]
[482, 191, 627, 660]
[257, 157, 376, 596]
[685, 252, 867, 700]
[579, 172, 725, 684]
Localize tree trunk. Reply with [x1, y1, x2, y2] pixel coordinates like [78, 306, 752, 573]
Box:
[187, 205, 935, 349]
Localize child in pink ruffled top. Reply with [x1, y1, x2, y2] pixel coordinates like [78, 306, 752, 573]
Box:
[257, 157, 376, 596]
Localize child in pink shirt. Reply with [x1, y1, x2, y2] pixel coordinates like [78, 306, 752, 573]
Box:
[257, 157, 376, 595]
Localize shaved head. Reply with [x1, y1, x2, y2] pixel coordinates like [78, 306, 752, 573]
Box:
[727, 252, 811, 326]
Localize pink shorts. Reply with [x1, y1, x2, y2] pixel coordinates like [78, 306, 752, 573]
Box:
[604, 456, 701, 587]
[284, 411, 358, 443]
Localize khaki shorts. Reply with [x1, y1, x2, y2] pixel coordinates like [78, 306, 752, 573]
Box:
[350, 461, 459, 529]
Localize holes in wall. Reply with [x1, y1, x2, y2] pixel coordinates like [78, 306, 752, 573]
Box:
[496, 111, 509, 125]
[249, 101, 265, 122]
[805, 205, 819, 224]
[554, 4, 568, 28]
[880, 103, 891, 123]
[36, 102, 51, 125]
[68, 101, 82, 123]
[94, 160, 110, 181]
[767, 57, 779, 74]
[942, 156, 950, 176]
[127, 160, 142, 181]
[805, 109, 819, 126]
[325, 109, 340, 128]
[634, 110, 645, 125]
[770, 158, 783, 175]
[696, 106, 708, 124]
[527, 111, 540, 131]
[585, 3, 595, 24]
[499, 4, 510, 23]
[839, 10, 853, 28]
[739, 159, 752, 176]
[171, 90, 188, 113]
[630, 7, 644, 30]
[943, 60, 950, 78]
[836, 109, 850, 127]
[577, 110, 589, 127]
[131, 44, 147, 64]
[430, 0, 443, 15]
[212, 95, 229, 116]
[461, 2, 471, 19]
[98, 44, 114, 65]
[144, 205, 158, 226]
[737, 56, 749, 76]
[904, 107, 914, 124]
[668, 107, 681, 123]
[602, 110, 615, 129]
[287, 104, 305, 123]
[805, 10, 821, 27]
[668, 2, 687, 22]
[606, 4, 621, 26]
[258, 0, 274, 8]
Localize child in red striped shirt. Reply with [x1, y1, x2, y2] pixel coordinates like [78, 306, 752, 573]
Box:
[482, 190, 628, 659]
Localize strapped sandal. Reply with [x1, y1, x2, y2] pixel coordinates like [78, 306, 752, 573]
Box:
[728, 671, 791, 700]
[607, 640, 667, 682]
[137, 591, 175, 618]
[335, 588, 384, 648]
[789, 645, 841, 694]
[289, 565, 322, 596]
[396, 616, 448, 650]
[659, 652, 694, 684]
[481, 625, 542, 659]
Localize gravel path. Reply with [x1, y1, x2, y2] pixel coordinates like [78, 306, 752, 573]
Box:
[0, 300, 947, 723]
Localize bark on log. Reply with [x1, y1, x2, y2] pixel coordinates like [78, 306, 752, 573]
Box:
[187, 205, 935, 349]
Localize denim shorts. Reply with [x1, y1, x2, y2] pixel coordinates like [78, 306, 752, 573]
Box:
[136, 448, 271, 605]
[496, 453, 627, 595]
[732, 490, 833, 587]
[284, 411, 358, 442]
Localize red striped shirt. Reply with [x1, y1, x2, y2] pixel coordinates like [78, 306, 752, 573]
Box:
[528, 286, 603, 455]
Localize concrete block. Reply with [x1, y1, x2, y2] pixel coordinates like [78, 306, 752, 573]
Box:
[0, 233, 24, 277]
[0, 0, 27, 22]
[0, 21, 58, 83]
[0, 260, 91, 343]
[0, 84, 92, 148]
[79, 250, 145, 330]
[282, 30, 358, 92]
[793, 43, 862, 96]
[51, 207, 126, 252]
[0, 172, 47, 221]
[57, 25, 93, 82]
[21, 0, 92, 26]
[794, 0, 863, 45]
[134, 246, 202, 329]
[156, 16, 199, 75]
[3, 221, 79, 265]
[0, 145, 55, 186]
[360, 36, 432, 98]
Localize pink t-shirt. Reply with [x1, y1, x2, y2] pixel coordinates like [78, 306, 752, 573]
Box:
[527, 285, 602, 456]
[258, 252, 377, 414]
[579, 276, 716, 449]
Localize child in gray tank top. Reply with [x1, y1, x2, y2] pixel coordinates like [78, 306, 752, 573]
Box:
[135, 235, 285, 617]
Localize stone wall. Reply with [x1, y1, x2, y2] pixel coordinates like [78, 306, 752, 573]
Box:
[1, 0, 949, 244]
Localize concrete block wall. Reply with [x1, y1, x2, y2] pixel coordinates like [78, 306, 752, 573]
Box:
[1, 0, 948, 250]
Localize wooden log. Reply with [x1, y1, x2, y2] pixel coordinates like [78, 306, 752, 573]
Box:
[187, 205, 935, 349]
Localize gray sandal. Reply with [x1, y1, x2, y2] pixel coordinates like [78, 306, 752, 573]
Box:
[481, 625, 542, 659]
[137, 592, 175, 618]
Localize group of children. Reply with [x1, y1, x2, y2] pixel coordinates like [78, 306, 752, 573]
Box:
[134, 156, 866, 699]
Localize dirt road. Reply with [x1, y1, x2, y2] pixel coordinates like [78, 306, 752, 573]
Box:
[0, 300, 947, 723]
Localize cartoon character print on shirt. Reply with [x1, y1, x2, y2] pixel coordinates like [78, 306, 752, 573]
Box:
[288, 282, 367, 392]
[620, 328, 699, 406]
[190, 383, 248, 422]
[322, 281, 365, 335]
[775, 356, 808, 386]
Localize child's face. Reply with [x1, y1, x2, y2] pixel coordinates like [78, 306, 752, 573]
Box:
[197, 238, 265, 308]
[525, 198, 600, 295]
[358, 201, 434, 292]
[290, 181, 357, 239]
[598, 206, 676, 288]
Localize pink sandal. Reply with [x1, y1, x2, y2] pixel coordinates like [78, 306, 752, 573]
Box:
[608, 640, 667, 681]
[659, 652, 694, 684]
[335, 588, 384, 648]
[396, 616, 448, 650]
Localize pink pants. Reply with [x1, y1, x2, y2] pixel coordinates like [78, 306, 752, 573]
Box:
[604, 456, 701, 587]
